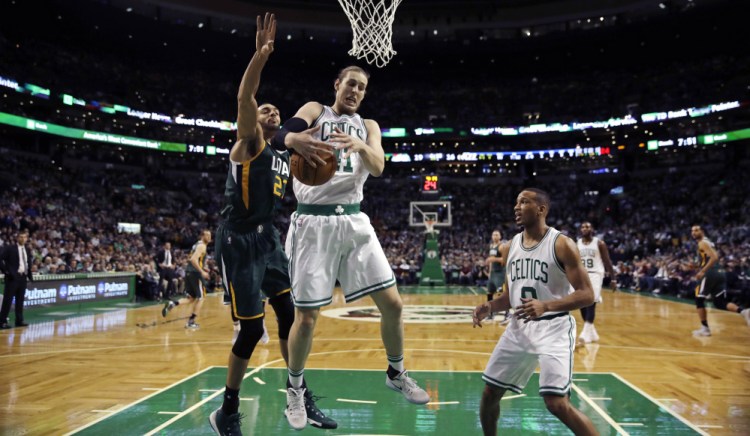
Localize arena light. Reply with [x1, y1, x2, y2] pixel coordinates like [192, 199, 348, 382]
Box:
[0, 111, 186, 153]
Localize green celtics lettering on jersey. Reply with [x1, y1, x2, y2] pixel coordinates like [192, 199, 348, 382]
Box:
[577, 237, 604, 273]
[186, 241, 205, 273]
[505, 227, 570, 315]
[320, 119, 365, 173]
[293, 105, 371, 205]
[221, 141, 290, 226]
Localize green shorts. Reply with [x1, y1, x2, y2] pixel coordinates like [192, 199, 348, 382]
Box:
[696, 269, 726, 298]
[488, 268, 506, 294]
[216, 222, 291, 320]
[184, 271, 206, 299]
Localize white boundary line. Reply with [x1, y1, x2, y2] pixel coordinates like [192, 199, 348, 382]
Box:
[571, 383, 629, 436]
[143, 358, 286, 436]
[610, 373, 708, 436]
[337, 399, 377, 404]
[5, 338, 749, 361]
[65, 365, 217, 435]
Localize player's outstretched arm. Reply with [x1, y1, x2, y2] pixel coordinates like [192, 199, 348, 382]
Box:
[232, 12, 276, 161]
[273, 102, 334, 167]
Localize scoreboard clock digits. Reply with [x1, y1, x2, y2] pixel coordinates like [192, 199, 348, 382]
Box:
[422, 175, 439, 193]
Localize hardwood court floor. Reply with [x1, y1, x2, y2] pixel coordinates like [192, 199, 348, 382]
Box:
[0, 288, 748, 435]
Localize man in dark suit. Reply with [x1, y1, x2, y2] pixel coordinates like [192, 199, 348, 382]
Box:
[154, 242, 177, 298]
[0, 230, 33, 329]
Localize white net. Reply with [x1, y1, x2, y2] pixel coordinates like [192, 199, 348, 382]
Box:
[337, 0, 403, 68]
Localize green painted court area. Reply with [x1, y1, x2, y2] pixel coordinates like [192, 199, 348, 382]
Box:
[72, 368, 700, 435]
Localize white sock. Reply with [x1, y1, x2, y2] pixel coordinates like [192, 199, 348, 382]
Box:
[288, 369, 304, 389]
[388, 354, 405, 372]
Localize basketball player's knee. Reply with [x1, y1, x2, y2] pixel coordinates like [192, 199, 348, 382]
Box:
[380, 292, 403, 319]
[481, 385, 503, 405]
[231, 318, 265, 359]
[695, 298, 706, 309]
[269, 293, 294, 340]
[295, 308, 319, 332]
[543, 395, 569, 417]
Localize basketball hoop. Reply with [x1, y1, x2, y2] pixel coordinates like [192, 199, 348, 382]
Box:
[337, 0, 403, 68]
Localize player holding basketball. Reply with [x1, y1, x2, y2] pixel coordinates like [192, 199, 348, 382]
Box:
[208, 14, 335, 435]
[273, 65, 430, 430]
[162, 229, 211, 329]
[472, 188, 597, 436]
[575, 221, 616, 344]
[690, 225, 750, 336]
[484, 229, 510, 324]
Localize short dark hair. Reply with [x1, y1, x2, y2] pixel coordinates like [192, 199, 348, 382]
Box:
[522, 187, 550, 209]
[337, 65, 370, 81]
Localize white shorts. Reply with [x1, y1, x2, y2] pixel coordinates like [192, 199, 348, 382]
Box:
[588, 272, 603, 303]
[571, 272, 603, 303]
[482, 313, 576, 396]
[285, 211, 396, 308]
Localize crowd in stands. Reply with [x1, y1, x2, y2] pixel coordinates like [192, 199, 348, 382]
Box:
[1, 143, 747, 306]
[1, 1, 748, 306]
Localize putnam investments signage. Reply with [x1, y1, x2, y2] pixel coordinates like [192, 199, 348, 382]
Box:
[21, 276, 133, 307]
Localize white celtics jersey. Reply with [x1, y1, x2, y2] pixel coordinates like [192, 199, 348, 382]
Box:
[577, 237, 604, 274]
[506, 227, 570, 315]
[293, 105, 370, 205]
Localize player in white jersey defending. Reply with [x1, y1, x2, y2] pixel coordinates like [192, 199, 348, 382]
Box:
[272, 65, 430, 431]
[576, 221, 616, 344]
[472, 188, 597, 436]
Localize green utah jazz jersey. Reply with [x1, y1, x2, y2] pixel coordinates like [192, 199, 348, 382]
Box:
[698, 237, 721, 273]
[186, 241, 205, 273]
[220, 142, 290, 227]
[489, 243, 504, 272]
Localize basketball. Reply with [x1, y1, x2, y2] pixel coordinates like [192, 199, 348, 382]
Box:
[290, 152, 337, 186]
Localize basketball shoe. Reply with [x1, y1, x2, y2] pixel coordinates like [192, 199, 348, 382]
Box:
[162, 300, 175, 317]
[386, 368, 430, 404]
[692, 325, 711, 336]
[285, 386, 307, 430]
[208, 407, 243, 435]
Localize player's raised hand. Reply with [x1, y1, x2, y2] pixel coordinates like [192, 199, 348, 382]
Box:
[288, 125, 335, 167]
[256, 12, 276, 57]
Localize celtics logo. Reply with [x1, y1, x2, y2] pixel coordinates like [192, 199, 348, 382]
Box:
[321, 305, 475, 324]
